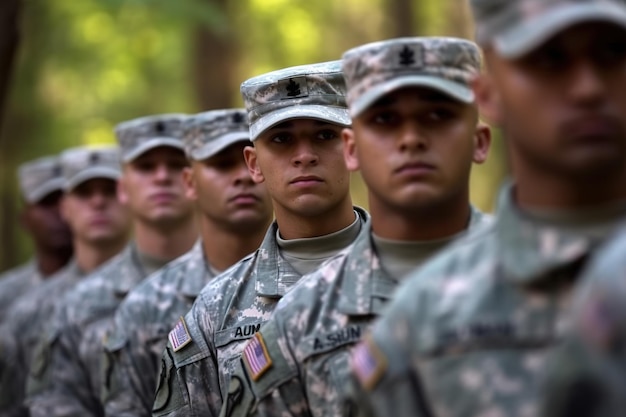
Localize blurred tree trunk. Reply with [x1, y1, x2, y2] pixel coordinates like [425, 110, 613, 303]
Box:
[192, 0, 240, 109]
[0, 0, 21, 271]
[444, 0, 473, 38]
[389, 0, 415, 37]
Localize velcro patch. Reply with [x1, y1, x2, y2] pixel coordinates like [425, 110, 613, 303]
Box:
[351, 336, 387, 390]
[242, 332, 273, 381]
[168, 317, 192, 352]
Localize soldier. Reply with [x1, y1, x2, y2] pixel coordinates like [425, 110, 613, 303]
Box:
[152, 61, 368, 417]
[0, 145, 130, 417]
[101, 109, 273, 417]
[0, 155, 72, 323]
[220, 37, 493, 417]
[26, 114, 198, 416]
[540, 228, 626, 417]
[348, 0, 626, 416]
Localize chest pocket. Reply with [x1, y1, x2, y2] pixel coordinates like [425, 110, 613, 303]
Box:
[214, 321, 266, 397]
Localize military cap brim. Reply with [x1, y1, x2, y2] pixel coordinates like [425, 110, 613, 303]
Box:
[188, 131, 251, 161]
[349, 75, 475, 118]
[250, 105, 351, 142]
[493, 2, 626, 58]
[122, 137, 185, 163]
[64, 167, 121, 192]
[28, 179, 66, 204]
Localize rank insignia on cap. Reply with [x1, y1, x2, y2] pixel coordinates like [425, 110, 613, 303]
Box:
[281, 76, 309, 99]
[242, 332, 272, 381]
[351, 336, 387, 390]
[169, 317, 192, 352]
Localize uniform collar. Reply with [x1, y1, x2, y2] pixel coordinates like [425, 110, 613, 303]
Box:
[110, 243, 151, 297]
[495, 182, 625, 285]
[180, 240, 215, 298]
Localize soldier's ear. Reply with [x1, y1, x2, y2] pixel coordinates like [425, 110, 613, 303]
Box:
[472, 122, 491, 165]
[182, 166, 198, 201]
[471, 69, 503, 127]
[244, 145, 264, 184]
[342, 127, 360, 172]
[117, 176, 129, 205]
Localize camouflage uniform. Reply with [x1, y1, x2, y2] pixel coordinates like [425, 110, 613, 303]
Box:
[151, 61, 358, 417]
[0, 155, 66, 323]
[26, 115, 189, 417]
[102, 109, 251, 417]
[0, 145, 122, 417]
[539, 228, 626, 417]
[219, 36, 487, 417]
[223, 208, 490, 417]
[348, 183, 626, 417]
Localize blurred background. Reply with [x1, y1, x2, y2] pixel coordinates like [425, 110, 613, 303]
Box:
[0, 0, 507, 271]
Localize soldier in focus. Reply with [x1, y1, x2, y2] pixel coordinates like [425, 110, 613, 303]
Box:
[152, 61, 367, 417]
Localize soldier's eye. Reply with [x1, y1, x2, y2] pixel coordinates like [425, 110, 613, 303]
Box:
[371, 111, 398, 125]
[317, 129, 338, 141]
[270, 133, 291, 144]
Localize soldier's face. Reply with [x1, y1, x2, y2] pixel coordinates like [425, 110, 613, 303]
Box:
[245, 119, 351, 219]
[22, 190, 73, 251]
[346, 87, 489, 214]
[476, 22, 626, 182]
[118, 147, 195, 227]
[184, 142, 272, 234]
[61, 178, 130, 246]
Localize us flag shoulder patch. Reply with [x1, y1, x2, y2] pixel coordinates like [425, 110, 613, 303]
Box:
[351, 336, 387, 390]
[243, 332, 272, 381]
[169, 317, 192, 352]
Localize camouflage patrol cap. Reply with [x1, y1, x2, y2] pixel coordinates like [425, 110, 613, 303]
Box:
[240, 60, 351, 141]
[59, 145, 121, 191]
[342, 37, 481, 117]
[183, 109, 250, 161]
[470, 0, 626, 58]
[114, 114, 187, 162]
[17, 155, 65, 203]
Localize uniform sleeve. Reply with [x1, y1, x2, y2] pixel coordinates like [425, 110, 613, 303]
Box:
[102, 302, 161, 417]
[0, 322, 28, 417]
[349, 306, 434, 417]
[26, 306, 103, 417]
[152, 302, 222, 417]
[219, 320, 306, 417]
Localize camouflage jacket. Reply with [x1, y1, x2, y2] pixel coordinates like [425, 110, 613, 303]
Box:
[348, 185, 626, 417]
[152, 208, 369, 417]
[102, 241, 217, 417]
[0, 259, 43, 324]
[0, 259, 82, 417]
[220, 207, 491, 417]
[26, 244, 151, 417]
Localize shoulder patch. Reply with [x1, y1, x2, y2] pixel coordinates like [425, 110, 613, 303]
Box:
[242, 332, 273, 381]
[351, 336, 387, 390]
[168, 317, 192, 352]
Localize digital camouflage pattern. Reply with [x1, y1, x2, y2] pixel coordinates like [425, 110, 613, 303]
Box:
[183, 109, 250, 161]
[220, 208, 491, 417]
[0, 260, 83, 417]
[60, 145, 121, 191]
[540, 228, 626, 417]
[17, 155, 65, 204]
[470, 0, 626, 58]
[348, 184, 626, 417]
[0, 260, 43, 324]
[114, 114, 187, 162]
[342, 37, 480, 116]
[240, 61, 351, 141]
[102, 241, 218, 417]
[26, 244, 163, 417]
[152, 209, 368, 417]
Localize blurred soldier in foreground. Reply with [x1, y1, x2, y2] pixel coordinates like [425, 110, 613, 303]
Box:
[0, 155, 72, 322]
[0, 145, 130, 417]
[349, 0, 626, 416]
[26, 114, 197, 417]
[101, 109, 273, 417]
[540, 227, 626, 417]
[152, 61, 367, 416]
[221, 36, 492, 417]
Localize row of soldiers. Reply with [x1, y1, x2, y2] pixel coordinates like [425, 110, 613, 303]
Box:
[1, 0, 626, 415]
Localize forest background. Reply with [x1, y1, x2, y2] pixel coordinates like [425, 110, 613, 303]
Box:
[0, 0, 507, 271]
